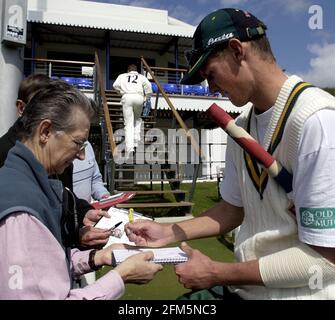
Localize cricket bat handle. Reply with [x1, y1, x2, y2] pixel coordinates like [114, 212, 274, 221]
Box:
[207, 103, 293, 193]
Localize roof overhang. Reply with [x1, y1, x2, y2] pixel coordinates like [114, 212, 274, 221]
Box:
[153, 96, 251, 114]
[27, 0, 195, 38]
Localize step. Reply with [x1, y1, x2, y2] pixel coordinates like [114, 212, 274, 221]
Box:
[105, 138, 167, 145]
[108, 156, 167, 164]
[116, 201, 194, 209]
[108, 108, 123, 112]
[107, 102, 122, 106]
[105, 91, 121, 96]
[109, 144, 166, 150]
[114, 168, 177, 173]
[120, 149, 169, 155]
[110, 120, 124, 124]
[113, 161, 169, 167]
[109, 110, 154, 119]
[117, 190, 188, 195]
[106, 94, 121, 97]
[110, 148, 177, 153]
[110, 120, 156, 126]
[105, 91, 121, 95]
[112, 127, 155, 132]
[106, 96, 121, 99]
[114, 178, 182, 183]
[112, 141, 167, 146]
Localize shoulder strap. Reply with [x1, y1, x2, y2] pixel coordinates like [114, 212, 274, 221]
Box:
[244, 82, 314, 198]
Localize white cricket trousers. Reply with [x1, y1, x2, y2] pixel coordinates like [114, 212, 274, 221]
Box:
[121, 93, 144, 152]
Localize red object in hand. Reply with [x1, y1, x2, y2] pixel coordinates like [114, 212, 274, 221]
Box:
[207, 103, 275, 169]
[91, 192, 135, 210]
[206, 103, 293, 194]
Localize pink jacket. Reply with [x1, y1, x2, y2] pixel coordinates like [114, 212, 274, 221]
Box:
[0, 213, 125, 300]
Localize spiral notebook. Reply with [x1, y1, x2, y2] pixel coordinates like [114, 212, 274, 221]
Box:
[112, 247, 188, 266]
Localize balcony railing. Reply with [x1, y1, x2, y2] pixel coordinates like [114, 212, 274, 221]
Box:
[23, 58, 95, 90]
[143, 65, 223, 98]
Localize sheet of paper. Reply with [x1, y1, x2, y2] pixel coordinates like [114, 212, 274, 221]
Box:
[94, 207, 152, 246]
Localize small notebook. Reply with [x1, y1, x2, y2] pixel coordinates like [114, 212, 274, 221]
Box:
[112, 247, 188, 266]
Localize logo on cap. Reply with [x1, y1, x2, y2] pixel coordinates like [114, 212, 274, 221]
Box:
[207, 32, 234, 46]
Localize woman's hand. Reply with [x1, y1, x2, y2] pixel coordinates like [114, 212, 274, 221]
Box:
[83, 209, 110, 226]
[94, 243, 129, 266]
[95, 244, 163, 284]
[114, 251, 163, 284]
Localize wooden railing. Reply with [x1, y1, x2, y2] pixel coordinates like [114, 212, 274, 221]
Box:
[94, 52, 117, 155]
[141, 57, 203, 201]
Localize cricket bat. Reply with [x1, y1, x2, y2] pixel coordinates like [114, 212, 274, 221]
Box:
[206, 103, 293, 193]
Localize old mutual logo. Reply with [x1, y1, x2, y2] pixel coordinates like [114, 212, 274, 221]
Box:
[301, 210, 314, 226]
[300, 208, 335, 229]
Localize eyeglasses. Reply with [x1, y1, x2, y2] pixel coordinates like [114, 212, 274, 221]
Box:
[65, 133, 88, 151]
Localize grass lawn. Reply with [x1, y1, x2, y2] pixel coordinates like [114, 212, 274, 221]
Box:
[179, 181, 221, 217]
[97, 182, 235, 300]
[122, 181, 222, 217]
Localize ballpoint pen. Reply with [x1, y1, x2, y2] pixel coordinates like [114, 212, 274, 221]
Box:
[110, 221, 124, 238]
[109, 221, 123, 231]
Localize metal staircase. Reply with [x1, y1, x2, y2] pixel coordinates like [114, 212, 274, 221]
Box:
[94, 53, 199, 216]
[104, 89, 193, 215]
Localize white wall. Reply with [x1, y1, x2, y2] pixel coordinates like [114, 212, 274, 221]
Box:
[201, 128, 227, 179]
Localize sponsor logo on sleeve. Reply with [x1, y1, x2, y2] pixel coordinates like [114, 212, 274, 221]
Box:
[300, 208, 335, 229]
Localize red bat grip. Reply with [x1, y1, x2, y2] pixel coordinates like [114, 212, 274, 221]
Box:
[207, 103, 275, 169]
[207, 103, 294, 195]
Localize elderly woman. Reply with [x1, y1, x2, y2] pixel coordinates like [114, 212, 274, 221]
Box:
[0, 82, 162, 299]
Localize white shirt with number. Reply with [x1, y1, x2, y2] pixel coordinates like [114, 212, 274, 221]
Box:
[113, 71, 152, 97]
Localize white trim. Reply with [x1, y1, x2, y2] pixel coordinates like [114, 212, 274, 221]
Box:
[153, 96, 251, 113]
[27, 0, 195, 37]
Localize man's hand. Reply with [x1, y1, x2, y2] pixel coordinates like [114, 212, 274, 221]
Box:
[143, 97, 151, 117]
[83, 209, 110, 227]
[175, 242, 217, 290]
[125, 220, 173, 247]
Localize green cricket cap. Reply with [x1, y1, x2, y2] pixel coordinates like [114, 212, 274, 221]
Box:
[181, 8, 267, 85]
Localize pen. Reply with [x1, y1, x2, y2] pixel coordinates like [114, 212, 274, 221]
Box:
[109, 221, 123, 231]
[128, 208, 134, 222]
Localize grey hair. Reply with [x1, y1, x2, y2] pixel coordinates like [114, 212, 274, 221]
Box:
[19, 79, 93, 139]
